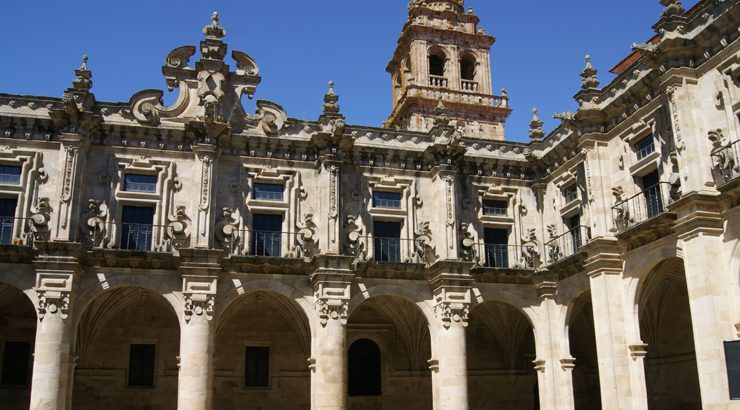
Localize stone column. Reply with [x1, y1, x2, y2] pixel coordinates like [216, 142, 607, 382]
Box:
[310, 257, 353, 410]
[177, 249, 220, 410]
[584, 238, 648, 410]
[672, 196, 735, 408]
[429, 262, 473, 410]
[30, 243, 82, 410]
[533, 280, 575, 410]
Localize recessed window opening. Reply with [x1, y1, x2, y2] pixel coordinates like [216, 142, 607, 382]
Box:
[245, 346, 269, 387]
[120, 206, 155, 251]
[1, 341, 31, 386]
[348, 339, 381, 396]
[373, 221, 401, 263]
[251, 214, 283, 257]
[563, 185, 578, 204]
[483, 228, 509, 268]
[128, 344, 156, 387]
[253, 183, 284, 201]
[635, 135, 655, 161]
[0, 198, 18, 245]
[428, 53, 446, 77]
[0, 166, 21, 185]
[124, 174, 158, 193]
[460, 56, 476, 81]
[483, 200, 508, 216]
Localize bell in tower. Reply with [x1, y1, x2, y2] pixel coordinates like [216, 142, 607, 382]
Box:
[385, 0, 512, 140]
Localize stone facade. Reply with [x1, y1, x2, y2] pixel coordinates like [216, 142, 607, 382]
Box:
[0, 1, 738, 409]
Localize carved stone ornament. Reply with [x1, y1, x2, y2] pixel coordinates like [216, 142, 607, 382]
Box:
[316, 297, 349, 327]
[36, 273, 74, 322]
[414, 221, 437, 265]
[80, 199, 108, 248]
[26, 198, 52, 244]
[159, 206, 191, 252]
[435, 301, 469, 329]
[295, 213, 319, 258]
[612, 186, 633, 230]
[184, 293, 215, 322]
[343, 215, 365, 259]
[215, 208, 241, 255]
[459, 222, 477, 263]
[520, 229, 542, 270]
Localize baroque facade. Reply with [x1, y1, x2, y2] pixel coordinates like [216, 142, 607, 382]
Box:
[0, 1, 738, 409]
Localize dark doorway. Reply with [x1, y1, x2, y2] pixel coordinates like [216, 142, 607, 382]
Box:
[348, 338, 381, 396]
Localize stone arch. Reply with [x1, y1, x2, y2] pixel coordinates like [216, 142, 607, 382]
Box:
[72, 285, 181, 410]
[0, 282, 37, 410]
[467, 298, 538, 410]
[471, 286, 540, 329]
[0, 266, 38, 308]
[636, 257, 701, 409]
[459, 50, 478, 81]
[346, 293, 433, 409]
[216, 290, 311, 356]
[73, 271, 182, 326]
[427, 45, 448, 77]
[348, 283, 435, 326]
[566, 290, 601, 410]
[213, 285, 312, 409]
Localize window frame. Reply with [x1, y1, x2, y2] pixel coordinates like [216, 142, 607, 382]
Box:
[253, 183, 285, 202]
[123, 173, 158, 194]
[244, 346, 270, 388]
[127, 343, 156, 388]
[372, 191, 403, 209]
[0, 165, 22, 186]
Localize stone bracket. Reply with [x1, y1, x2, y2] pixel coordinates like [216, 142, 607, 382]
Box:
[182, 275, 217, 322]
[433, 286, 471, 329]
[36, 271, 75, 321]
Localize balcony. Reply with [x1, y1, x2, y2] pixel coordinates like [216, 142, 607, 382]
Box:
[545, 225, 591, 265]
[711, 139, 740, 187]
[612, 183, 677, 233]
[461, 80, 479, 92]
[429, 75, 448, 88]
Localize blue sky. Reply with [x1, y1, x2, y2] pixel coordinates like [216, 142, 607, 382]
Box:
[1, 0, 696, 142]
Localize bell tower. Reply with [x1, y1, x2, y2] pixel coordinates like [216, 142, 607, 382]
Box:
[386, 0, 511, 140]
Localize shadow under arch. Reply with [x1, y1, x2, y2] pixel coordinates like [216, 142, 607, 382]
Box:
[72, 285, 181, 410]
[0, 282, 37, 410]
[0, 267, 38, 308]
[217, 277, 313, 329]
[216, 289, 311, 356]
[73, 272, 182, 326]
[467, 298, 538, 410]
[566, 290, 601, 410]
[347, 283, 436, 327]
[636, 257, 701, 409]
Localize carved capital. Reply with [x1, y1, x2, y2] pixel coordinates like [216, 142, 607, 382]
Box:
[314, 280, 350, 327]
[182, 276, 217, 323]
[35, 272, 75, 321]
[433, 286, 471, 329]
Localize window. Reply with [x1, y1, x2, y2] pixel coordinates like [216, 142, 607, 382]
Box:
[0, 166, 21, 185]
[251, 214, 283, 257]
[563, 185, 578, 204]
[483, 200, 508, 216]
[460, 55, 476, 82]
[0, 198, 17, 245]
[725, 340, 740, 400]
[635, 136, 655, 161]
[1, 341, 30, 386]
[483, 228, 509, 268]
[642, 170, 663, 218]
[348, 339, 381, 396]
[568, 214, 583, 252]
[120, 206, 155, 251]
[373, 221, 401, 263]
[128, 344, 155, 387]
[253, 183, 284, 201]
[245, 346, 269, 387]
[372, 191, 402, 209]
[123, 174, 158, 193]
[429, 53, 445, 77]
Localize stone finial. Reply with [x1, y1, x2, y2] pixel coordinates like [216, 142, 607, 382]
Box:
[203, 11, 226, 39]
[72, 55, 93, 92]
[581, 55, 600, 90]
[322, 81, 341, 115]
[528, 108, 545, 141]
[660, 0, 685, 19]
[433, 100, 450, 127]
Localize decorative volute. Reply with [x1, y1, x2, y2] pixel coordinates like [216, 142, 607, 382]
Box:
[127, 12, 288, 143]
[386, 0, 511, 140]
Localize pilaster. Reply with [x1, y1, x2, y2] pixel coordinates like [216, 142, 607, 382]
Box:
[310, 256, 354, 410]
[582, 238, 648, 410]
[192, 144, 218, 249]
[177, 248, 221, 410]
[670, 194, 736, 408]
[53, 133, 89, 241]
[30, 242, 84, 410]
[428, 261, 473, 410]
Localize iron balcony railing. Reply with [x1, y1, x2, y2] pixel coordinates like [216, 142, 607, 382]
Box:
[0, 217, 43, 246]
[221, 230, 304, 258]
[116, 222, 159, 251]
[545, 225, 591, 265]
[711, 139, 740, 187]
[470, 243, 534, 269]
[429, 75, 449, 88]
[612, 182, 675, 233]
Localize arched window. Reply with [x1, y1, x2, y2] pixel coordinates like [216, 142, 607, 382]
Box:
[348, 338, 381, 396]
[459, 54, 476, 81]
[428, 49, 446, 77]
